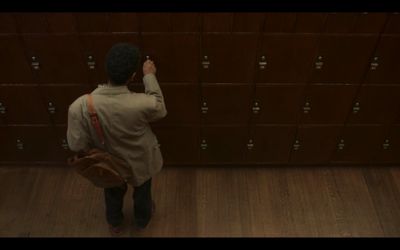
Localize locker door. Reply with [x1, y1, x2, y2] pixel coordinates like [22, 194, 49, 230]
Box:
[323, 13, 358, 33]
[79, 33, 139, 84]
[290, 125, 342, 164]
[201, 34, 258, 83]
[0, 14, 17, 33]
[352, 13, 388, 33]
[247, 125, 296, 163]
[255, 34, 319, 84]
[139, 13, 170, 32]
[200, 126, 247, 163]
[170, 13, 201, 32]
[39, 85, 93, 124]
[46, 13, 77, 33]
[264, 13, 296, 32]
[347, 85, 400, 124]
[332, 125, 386, 163]
[310, 35, 378, 84]
[300, 84, 358, 124]
[14, 13, 48, 33]
[201, 84, 251, 125]
[253, 84, 304, 124]
[372, 125, 400, 164]
[52, 125, 74, 162]
[151, 85, 200, 126]
[384, 13, 400, 34]
[364, 35, 400, 84]
[151, 126, 200, 165]
[23, 34, 89, 84]
[108, 13, 139, 32]
[141, 34, 200, 83]
[202, 13, 233, 32]
[294, 13, 326, 33]
[232, 13, 265, 32]
[0, 35, 34, 83]
[0, 86, 49, 124]
[75, 13, 109, 32]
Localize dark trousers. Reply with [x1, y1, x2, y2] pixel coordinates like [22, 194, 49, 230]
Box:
[104, 178, 152, 227]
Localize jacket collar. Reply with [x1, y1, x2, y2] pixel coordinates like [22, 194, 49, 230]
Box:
[91, 84, 131, 95]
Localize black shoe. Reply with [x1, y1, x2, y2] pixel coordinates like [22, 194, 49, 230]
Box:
[134, 200, 156, 230]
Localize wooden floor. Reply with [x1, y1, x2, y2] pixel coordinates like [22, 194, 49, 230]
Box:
[0, 165, 400, 237]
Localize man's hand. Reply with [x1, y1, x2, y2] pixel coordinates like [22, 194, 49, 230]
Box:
[143, 59, 156, 75]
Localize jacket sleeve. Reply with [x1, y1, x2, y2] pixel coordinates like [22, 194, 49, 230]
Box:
[67, 98, 91, 152]
[142, 73, 168, 122]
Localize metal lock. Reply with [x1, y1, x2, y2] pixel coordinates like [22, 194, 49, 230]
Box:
[247, 139, 254, 150]
[370, 57, 379, 70]
[200, 139, 208, 150]
[48, 102, 56, 114]
[352, 102, 360, 114]
[0, 102, 6, 114]
[259, 55, 267, 70]
[337, 139, 345, 150]
[16, 139, 24, 150]
[61, 139, 69, 150]
[303, 102, 311, 114]
[201, 102, 208, 114]
[383, 139, 390, 150]
[87, 55, 96, 70]
[31, 56, 40, 70]
[252, 101, 261, 114]
[315, 56, 324, 70]
[202, 56, 210, 69]
[293, 140, 301, 151]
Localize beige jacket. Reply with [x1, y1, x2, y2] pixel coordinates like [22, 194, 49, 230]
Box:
[67, 74, 167, 186]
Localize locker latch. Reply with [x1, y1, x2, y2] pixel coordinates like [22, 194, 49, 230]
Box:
[0, 102, 6, 114]
[200, 139, 208, 150]
[61, 139, 69, 150]
[201, 102, 208, 114]
[337, 139, 345, 150]
[352, 102, 360, 114]
[202, 56, 210, 69]
[252, 101, 261, 114]
[48, 102, 56, 114]
[370, 57, 379, 70]
[383, 139, 390, 150]
[303, 102, 311, 114]
[315, 56, 323, 70]
[258, 56, 267, 70]
[87, 55, 96, 70]
[31, 56, 40, 70]
[247, 139, 254, 150]
[16, 139, 24, 150]
[293, 140, 301, 151]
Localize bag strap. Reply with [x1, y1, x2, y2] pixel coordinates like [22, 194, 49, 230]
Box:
[87, 94, 105, 145]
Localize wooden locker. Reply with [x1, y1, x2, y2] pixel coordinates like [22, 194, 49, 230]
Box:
[108, 13, 139, 32]
[247, 125, 296, 163]
[352, 13, 388, 33]
[202, 13, 233, 32]
[139, 12, 170, 32]
[347, 85, 400, 124]
[232, 13, 265, 32]
[170, 13, 201, 32]
[255, 34, 319, 84]
[201, 34, 258, 83]
[201, 84, 251, 125]
[38, 85, 93, 124]
[371, 125, 400, 164]
[151, 126, 200, 165]
[364, 35, 400, 84]
[253, 84, 304, 124]
[310, 35, 378, 84]
[264, 13, 296, 32]
[0, 14, 17, 33]
[46, 13, 77, 33]
[294, 13, 327, 33]
[290, 125, 342, 164]
[384, 13, 400, 34]
[150, 84, 200, 126]
[140, 34, 200, 83]
[323, 13, 358, 33]
[0, 35, 34, 83]
[53, 125, 78, 162]
[13, 13, 48, 33]
[300, 84, 358, 124]
[23, 34, 89, 84]
[332, 125, 386, 163]
[200, 126, 248, 163]
[0, 86, 49, 124]
[75, 13, 109, 32]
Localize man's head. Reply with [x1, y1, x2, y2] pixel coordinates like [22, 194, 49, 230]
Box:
[105, 43, 141, 85]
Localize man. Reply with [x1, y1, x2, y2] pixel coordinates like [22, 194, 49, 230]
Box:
[67, 43, 167, 235]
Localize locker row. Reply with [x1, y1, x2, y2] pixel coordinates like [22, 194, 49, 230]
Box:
[1, 12, 400, 34]
[1, 33, 399, 85]
[1, 84, 400, 125]
[0, 125, 399, 165]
